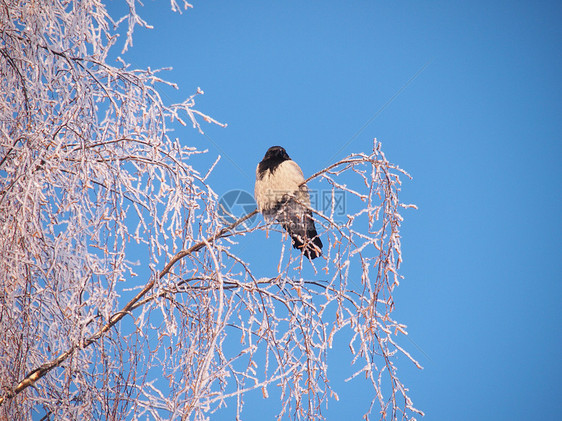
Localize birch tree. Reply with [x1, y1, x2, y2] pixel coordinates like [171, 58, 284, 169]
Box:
[0, 1, 422, 419]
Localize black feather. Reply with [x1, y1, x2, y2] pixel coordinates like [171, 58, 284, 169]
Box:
[257, 146, 291, 180]
[268, 196, 323, 260]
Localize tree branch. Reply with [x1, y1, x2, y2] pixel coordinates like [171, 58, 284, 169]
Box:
[0, 209, 258, 407]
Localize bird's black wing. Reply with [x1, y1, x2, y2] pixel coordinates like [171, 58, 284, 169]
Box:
[272, 194, 323, 260]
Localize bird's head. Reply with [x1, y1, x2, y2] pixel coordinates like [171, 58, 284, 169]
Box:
[263, 146, 290, 162]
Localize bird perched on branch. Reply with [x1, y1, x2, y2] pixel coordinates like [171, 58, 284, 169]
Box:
[254, 146, 323, 260]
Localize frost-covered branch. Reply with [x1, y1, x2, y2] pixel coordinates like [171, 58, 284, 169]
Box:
[0, 2, 421, 420]
[0, 207, 258, 407]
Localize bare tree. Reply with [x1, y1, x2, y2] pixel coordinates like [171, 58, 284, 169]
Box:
[0, 1, 422, 420]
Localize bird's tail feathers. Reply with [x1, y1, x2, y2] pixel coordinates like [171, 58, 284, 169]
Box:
[282, 215, 323, 260]
[291, 232, 323, 260]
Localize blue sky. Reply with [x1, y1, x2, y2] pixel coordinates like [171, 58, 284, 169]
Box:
[108, 1, 561, 419]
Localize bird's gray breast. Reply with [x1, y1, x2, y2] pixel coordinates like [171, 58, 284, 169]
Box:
[254, 160, 310, 213]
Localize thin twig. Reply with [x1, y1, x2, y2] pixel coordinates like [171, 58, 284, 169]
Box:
[0, 209, 258, 407]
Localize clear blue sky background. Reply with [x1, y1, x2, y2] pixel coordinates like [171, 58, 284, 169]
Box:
[107, 1, 561, 419]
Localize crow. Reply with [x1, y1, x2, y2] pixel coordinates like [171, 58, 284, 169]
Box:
[254, 146, 323, 259]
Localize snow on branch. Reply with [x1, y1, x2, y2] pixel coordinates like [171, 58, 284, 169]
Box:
[0, 2, 421, 420]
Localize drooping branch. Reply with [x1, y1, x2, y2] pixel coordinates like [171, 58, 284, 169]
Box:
[1, 2, 421, 415]
[0, 209, 258, 407]
[0, 147, 385, 405]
